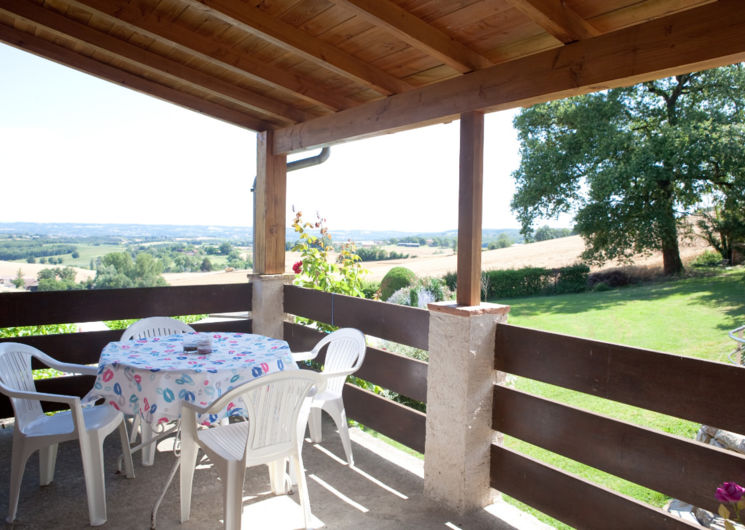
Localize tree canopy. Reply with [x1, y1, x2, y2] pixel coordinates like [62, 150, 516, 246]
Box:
[511, 64, 745, 274]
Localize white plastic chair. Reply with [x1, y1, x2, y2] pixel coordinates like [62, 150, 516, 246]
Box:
[0, 342, 134, 527]
[121, 316, 195, 465]
[179, 370, 325, 530]
[292, 328, 366, 465]
[120, 316, 195, 341]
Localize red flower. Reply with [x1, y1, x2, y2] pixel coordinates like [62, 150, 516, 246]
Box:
[292, 261, 302, 274]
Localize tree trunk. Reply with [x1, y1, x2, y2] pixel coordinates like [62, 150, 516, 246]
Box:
[661, 238, 684, 275]
[659, 183, 684, 275]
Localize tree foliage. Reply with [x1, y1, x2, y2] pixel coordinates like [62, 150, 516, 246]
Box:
[512, 65, 745, 274]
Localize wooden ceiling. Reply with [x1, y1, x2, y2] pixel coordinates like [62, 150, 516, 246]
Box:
[2, 0, 745, 154]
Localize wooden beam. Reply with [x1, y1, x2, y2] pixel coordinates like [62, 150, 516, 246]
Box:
[0, 23, 269, 131]
[68, 0, 355, 112]
[335, 0, 493, 73]
[456, 111, 483, 307]
[273, 0, 745, 154]
[507, 0, 600, 43]
[1, 0, 307, 125]
[192, 0, 413, 95]
[254, 130, 287, 274]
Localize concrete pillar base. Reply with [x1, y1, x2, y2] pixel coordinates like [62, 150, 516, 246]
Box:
[249, 274, 293, 339]
[423, 301, 510, 514]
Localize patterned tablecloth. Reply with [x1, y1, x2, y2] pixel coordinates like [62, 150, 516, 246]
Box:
[85, 332, 297, 426]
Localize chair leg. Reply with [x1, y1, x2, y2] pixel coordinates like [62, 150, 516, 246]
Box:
[223, 462, 244, 530]
[308, 406, 323, 443]
[327, 400, 354, 466]
[38, 443, 58, 486]
[6, 433, 33, 523]
[78, 431, 108, 526]
[179, 436, 199, 523]
[293, 453, 312, 529]
[268, 460, 288, 495]
[117, 420, 135, 479]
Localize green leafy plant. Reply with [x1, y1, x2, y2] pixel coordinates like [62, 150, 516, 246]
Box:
[291, 211, 367, 331]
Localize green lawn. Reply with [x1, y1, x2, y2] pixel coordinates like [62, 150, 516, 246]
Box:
[489, 267, 745, 528]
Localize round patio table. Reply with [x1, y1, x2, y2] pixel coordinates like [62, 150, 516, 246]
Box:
[85, 332, 297, 426]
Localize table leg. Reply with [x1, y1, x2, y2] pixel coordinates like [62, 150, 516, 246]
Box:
[142, 422, 156, 466]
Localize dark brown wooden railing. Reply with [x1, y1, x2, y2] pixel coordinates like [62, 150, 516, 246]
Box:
[491, 323, 745, 529]
[283, 285, 428, 453]
[0, 284, 252, 418]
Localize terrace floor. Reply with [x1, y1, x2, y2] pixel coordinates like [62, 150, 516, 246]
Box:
[0, 416, 548, 529]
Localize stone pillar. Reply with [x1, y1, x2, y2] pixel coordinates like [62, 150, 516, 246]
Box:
[424, 301, 510, 513]
[249, 274, 293, 340]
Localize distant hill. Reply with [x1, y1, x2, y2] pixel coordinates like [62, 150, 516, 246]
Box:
[0, 222, 523, 244]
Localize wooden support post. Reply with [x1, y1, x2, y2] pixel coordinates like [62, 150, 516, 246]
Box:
[456, 111, 484, 306]
[254, 130, 287, 274]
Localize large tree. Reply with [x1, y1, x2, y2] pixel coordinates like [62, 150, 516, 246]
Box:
[511, 65, 745, 274]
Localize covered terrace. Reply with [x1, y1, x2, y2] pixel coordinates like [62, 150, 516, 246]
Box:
[2, 0, 745, 528]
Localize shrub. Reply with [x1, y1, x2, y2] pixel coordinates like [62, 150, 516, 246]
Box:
[691, 250, 725, 268]
[380, 266, 416, 301]
[386, 277, 453, 308]
[443, 271, 457, 291]
[587, 268, 632, 288]
[361, 280, 380, 299]
[481, 264, 590, 299]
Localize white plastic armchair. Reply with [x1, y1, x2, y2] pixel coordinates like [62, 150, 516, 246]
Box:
[292, 328, 366, 465]
[179, 370, 325, 530]
[121, 316, 196, 465]
[0, 342, 134, 527]
[119, 316, 195, 341]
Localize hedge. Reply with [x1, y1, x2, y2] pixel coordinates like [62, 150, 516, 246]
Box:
[444, 264, 590, 299]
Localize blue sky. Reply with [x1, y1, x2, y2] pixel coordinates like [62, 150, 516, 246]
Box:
[0, 42, 536, 232]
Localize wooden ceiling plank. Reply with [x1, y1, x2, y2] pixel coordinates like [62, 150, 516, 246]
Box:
[507, 0, 601, 43]
[69, 0, 353, 112]
[1, 0, 308, 124]
[334, 0, 492, 73]
[0, 21, 269, 131]
[273, 0, 745, 153]
[190, 0, 413, 95]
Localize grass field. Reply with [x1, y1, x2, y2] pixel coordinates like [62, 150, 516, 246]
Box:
[490, 267, 745, 528]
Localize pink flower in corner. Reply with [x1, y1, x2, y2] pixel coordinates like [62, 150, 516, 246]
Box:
[716, 482, 745, 503]
[292, 261, 302, 274]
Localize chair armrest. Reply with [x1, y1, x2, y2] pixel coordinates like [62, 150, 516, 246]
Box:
[180, 400, 211, 417]
[0, 380, 80, 407]
[42, 359, 98, 376]
[291, 350, 318, 363]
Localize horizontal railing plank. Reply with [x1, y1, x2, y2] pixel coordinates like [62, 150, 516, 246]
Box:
[283, 285, 429, 350]
[490, 445, 699, 529]
[283, 322, 428, 403]
[495, 323, 745, 434]
[343, 383, 426, 454]
[492, 385, 745, 513]
[0, 283, 252, 328]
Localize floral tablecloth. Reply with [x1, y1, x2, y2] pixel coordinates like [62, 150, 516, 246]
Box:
[85, 332, 296, 425]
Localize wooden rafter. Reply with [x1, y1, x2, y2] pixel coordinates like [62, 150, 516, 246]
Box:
[334, 0, 493, 73]
[190, 0, 413, 96]
[0, 23, 269, 131]
[508, 0, 600, 43]
[1, 0, 308, 124]
[67, 0, 355, 112]
[273, 0, 745, 153]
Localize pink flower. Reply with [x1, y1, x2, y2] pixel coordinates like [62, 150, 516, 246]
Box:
[716, 482, 745, 503]
[292, 261, 302, 274]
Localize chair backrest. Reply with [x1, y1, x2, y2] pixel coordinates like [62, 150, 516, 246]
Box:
[120, 317, 195, 341]
[314, 328, 366, 396]
[0, 343, 53, 431]
[235, 371, 323, 455]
